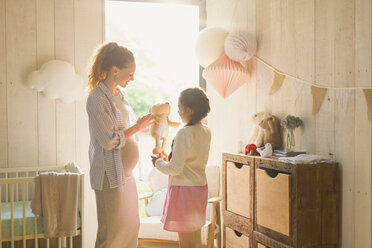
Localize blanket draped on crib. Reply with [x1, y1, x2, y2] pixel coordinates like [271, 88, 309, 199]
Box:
[31, 172, 79, 238]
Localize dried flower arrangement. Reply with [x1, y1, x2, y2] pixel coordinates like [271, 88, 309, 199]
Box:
[281, 115, 303, 151]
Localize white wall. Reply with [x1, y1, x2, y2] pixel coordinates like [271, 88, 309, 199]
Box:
[0, 0, 103, 247]
[206, 0, 371, 247]
[1, 0, 371, 247]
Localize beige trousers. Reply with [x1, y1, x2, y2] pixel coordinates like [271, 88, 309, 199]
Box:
[94, 175, 139, 248]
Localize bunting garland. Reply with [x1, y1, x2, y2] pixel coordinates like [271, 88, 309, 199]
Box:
[363, 89, 372, 122]
[310, 86, 327, 115]
[257, 56, 372, 122]
[269, 71, 285, 96]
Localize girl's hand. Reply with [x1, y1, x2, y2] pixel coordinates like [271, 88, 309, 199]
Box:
[137, 113, 154, 131]
[151, 154, 160, 166]
[151, 152, 168, 166]
[160, 151, 168, 161]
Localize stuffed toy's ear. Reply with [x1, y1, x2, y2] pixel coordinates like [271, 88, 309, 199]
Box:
[253, 112, 271, 123]
[260, 117, 277, 134]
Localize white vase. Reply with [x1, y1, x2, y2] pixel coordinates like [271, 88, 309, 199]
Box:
[285, 128, 295, 151]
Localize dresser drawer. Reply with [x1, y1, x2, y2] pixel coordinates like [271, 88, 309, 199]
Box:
[253, 231, 293, 248]
[256, 168, 291, 236]
[226, 161, 251, 218]
[255, 241, 291, 248]
[225, 227, 250, 248]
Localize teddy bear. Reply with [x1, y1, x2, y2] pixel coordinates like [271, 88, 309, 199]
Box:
[249, 112, 282, 150]
[150, 102, 180, 154]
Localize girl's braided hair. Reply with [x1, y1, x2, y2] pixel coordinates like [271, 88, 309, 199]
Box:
[179, 87, 210, 126]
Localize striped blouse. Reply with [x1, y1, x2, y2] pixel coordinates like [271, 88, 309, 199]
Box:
[86, 82, 127, 191]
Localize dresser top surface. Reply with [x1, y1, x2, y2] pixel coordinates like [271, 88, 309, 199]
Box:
[222, 152, 338, 168]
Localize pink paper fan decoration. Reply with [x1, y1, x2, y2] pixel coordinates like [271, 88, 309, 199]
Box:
[202, 53, 250, 98]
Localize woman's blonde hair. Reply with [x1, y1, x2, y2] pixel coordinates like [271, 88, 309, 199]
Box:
[88, 42, 134, 93]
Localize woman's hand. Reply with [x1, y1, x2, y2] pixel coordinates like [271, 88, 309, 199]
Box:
[137, 126, 150, 135]
[124, 114, 154, 139]
[136, 113, 154, 131]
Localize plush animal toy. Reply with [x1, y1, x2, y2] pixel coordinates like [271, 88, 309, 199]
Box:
[249, 112, 282, 150]
[150, 102, 180, 154]
[244, 144, 260, 156]
[256, 143, 273, 157]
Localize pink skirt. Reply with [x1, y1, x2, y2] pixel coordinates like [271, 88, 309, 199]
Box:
[161, 185, 208, 233]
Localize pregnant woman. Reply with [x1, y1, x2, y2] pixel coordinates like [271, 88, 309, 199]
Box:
[86, 42, 153, 248]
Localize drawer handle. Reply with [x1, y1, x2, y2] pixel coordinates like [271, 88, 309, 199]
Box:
[261, 168, 290, 178]
[234, 162, 244, 169]
[264, 168, 279, 178]
[233, 230, 243, 237]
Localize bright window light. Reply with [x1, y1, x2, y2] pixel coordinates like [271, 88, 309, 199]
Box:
[105, 1, 200, 179]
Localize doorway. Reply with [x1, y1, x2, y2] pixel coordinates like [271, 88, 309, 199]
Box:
[105, 0, 203, 181]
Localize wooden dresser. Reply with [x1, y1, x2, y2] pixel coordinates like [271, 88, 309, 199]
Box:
[222, 152, 339, 248]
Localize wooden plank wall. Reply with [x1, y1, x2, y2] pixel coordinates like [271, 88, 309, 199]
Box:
[206, 0, 372, 247]
[6, 0, 38, 168]
[0, 0, 103, 247]
[0, 0, 6, 168]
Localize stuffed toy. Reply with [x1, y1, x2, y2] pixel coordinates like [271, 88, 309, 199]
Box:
[150, 102, 180, 154]
[244, 144, 259, 156]
[249, 112, 282, 150]
[256, 143, 273, 157]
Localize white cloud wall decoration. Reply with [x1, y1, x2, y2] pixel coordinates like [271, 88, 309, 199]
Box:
[26, 60, 87, 103]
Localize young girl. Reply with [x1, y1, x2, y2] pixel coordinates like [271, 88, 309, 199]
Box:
[151, 87, 211, 248]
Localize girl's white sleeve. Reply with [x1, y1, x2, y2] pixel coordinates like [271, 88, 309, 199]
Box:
[155, 129, 191, 176]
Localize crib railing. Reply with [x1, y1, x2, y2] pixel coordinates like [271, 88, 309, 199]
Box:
[0, 164, 84, 248]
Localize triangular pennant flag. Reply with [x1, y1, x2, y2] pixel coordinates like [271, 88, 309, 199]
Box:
[311, 86, 327, 115]
[269, 71, 285, 96]
[363, 89, 372, 122]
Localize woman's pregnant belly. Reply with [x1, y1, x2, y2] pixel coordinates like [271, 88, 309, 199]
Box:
[120, 138, 139, 177]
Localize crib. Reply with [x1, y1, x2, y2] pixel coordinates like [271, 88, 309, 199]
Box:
[0, 163, 84, 248]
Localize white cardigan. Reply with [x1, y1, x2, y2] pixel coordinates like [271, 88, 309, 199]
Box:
[155, 123, 211, 187]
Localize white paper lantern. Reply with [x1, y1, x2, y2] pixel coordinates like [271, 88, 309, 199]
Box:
[195, 26, 228, 68]
[224, 31, 257, 62]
